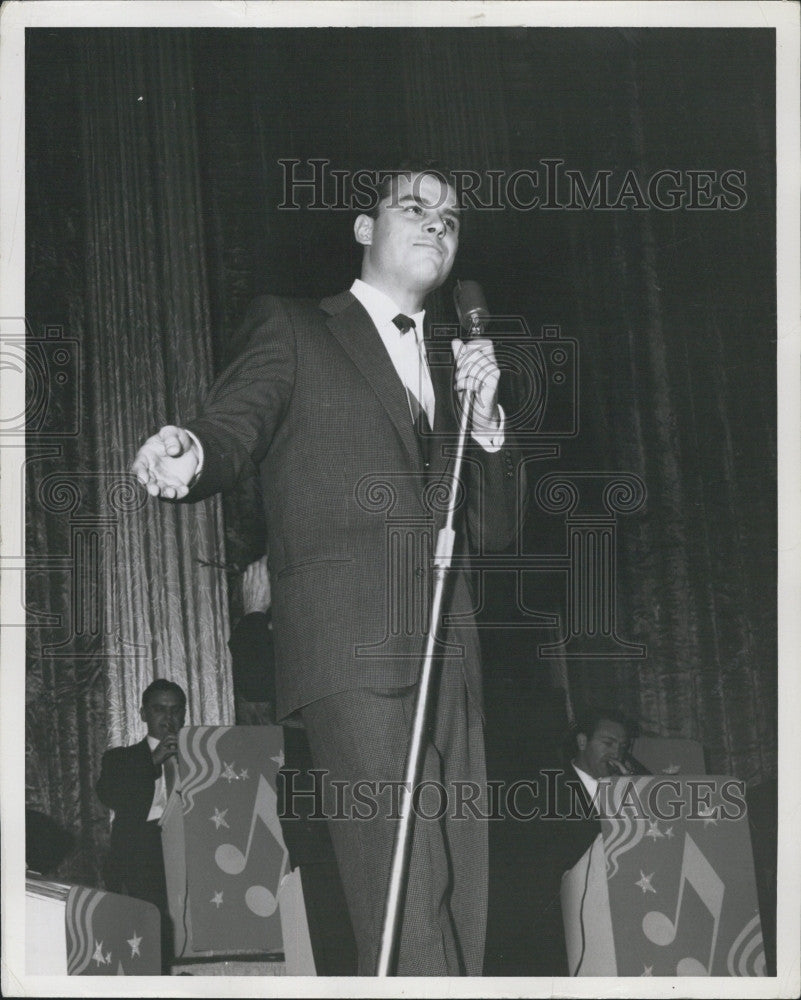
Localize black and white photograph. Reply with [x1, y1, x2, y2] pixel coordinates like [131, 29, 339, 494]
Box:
[1, 1, 798, 996]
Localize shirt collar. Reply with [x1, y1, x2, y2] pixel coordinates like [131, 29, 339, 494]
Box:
[571, 761, 599, 801]
[350, 279, 426, 339]
[146, 734, 160, 752]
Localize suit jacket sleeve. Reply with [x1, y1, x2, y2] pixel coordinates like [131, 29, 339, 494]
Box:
[183, 296, 297, 500]
[463, 432, 525, 553]
[228, 611, 277, 703]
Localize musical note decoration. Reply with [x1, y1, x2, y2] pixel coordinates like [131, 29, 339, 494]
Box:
[642, 833, 724, 975]
[179, 725, 289, 954]
[215, 774, 288, 918]
[595, 776, 766, 976]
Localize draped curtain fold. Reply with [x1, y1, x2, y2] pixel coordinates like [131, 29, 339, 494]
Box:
[557, 36, 776, 782]
[77, 30, 233, 749]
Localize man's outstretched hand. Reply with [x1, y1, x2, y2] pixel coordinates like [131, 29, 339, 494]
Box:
[131, 425, 199, 499]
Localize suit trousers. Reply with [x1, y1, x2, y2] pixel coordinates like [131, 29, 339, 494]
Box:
[300, 664, 487, 976]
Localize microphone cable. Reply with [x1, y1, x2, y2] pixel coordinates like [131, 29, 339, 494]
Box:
[573, 833, 600, 976]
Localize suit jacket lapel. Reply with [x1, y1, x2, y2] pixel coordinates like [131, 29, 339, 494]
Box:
[321, 291, 421, 468]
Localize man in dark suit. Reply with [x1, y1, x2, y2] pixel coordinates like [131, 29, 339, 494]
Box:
[132, 167, 520, 974]
[527, 707, 645, 976]
[96, 678, 186, 970]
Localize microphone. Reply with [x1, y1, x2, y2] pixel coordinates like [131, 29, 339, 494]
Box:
[453, 280, 489, 338]
[607, 753, 652, 776]
[624, 751, 652, 776]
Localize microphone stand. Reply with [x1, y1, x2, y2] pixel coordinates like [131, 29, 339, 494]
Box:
[375, 314, 483, 976]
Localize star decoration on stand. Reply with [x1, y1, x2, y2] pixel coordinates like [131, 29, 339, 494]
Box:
[635, 870, 657, 894]
[210, 807, 230, 830]
[271, 750, 285, 768]
[662, 763, 680, 774]
[222, 761, 239, 783]
[92, 939, 111, 966]
[127, 932, 142, 958]
[698, 805, 718, 827]
[239, 768, 249, 780]
[642, 964, 653, 976]
[645, 819, 664, 840]
[664, 826, 675, 839]
[211, 891, 224, 908]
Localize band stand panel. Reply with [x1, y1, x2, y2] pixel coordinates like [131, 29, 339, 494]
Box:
[561, 775, 765, 976]
[25, 878, 162, 975]
[161, 725, 315, 974]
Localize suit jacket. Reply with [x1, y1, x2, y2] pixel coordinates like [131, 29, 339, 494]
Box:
[485, 758, 602, 977]
[96, 739, 162, 886]
[228, 612, 342, 867]
[186, 292, 520, 720]
[545, 767, 603, 874]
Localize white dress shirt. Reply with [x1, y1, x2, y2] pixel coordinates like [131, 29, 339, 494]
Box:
[350, 278, 435, 425]
[145, 734, 167, 821]
[144, 736, 181, 821]
[571, 762, 598, 802]
[351, 278, 504, 451]
[572, 762, 612, 817]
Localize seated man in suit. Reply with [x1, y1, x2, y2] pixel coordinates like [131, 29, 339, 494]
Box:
[528, 706, 646, 976]
[230, 555, 357, 975]
[96, 678, 186, 971]
[567, 706, 648, 796]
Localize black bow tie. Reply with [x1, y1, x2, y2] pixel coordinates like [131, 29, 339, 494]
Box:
[392, 313, 416, 335]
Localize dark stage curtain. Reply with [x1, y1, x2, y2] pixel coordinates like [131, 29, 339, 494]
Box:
[390, 28, 775, 783]
[512, 30, 776, 783]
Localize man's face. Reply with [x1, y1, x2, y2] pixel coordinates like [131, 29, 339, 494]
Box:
[575, 719, 628, 778]
[140, 690, 186, 741]
[355, 171, 460, 302]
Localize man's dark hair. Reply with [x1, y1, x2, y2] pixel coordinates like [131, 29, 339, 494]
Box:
[367, 159, 459, 219]
[141, 677, 186, 708]
[562, 705, 638, 764]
